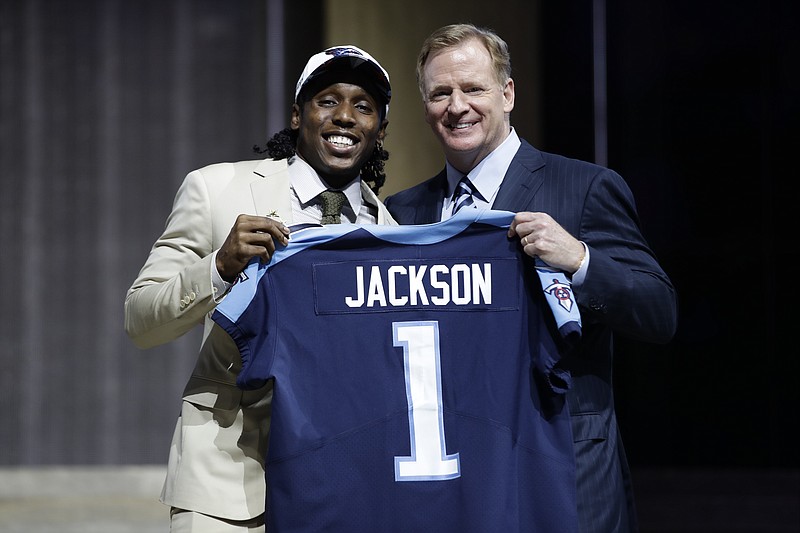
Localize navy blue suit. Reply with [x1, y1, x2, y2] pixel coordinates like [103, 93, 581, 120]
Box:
[385, 139, 677, 533]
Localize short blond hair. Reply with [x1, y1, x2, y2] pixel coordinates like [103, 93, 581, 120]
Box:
[416, 24, 512, 98]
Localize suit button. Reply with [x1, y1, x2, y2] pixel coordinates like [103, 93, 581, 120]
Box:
[589, 299, 607, 313]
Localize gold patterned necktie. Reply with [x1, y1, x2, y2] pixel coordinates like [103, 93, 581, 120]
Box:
[319, 190, 347, 224]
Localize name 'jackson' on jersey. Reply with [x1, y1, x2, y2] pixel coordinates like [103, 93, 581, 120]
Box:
[212, 209, 581, 533]
[342, 262, 492, 308]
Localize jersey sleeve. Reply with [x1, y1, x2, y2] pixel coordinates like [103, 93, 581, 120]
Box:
[211, 258, 275, 390]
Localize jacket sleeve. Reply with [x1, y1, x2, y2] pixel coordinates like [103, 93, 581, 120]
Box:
[577, 169, 677, 344]
[124, 169, 220, 349]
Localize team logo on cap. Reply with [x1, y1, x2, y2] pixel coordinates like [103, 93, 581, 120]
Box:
[326, 46, 364, 58]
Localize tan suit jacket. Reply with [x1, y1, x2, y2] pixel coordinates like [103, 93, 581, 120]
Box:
[125, 158, 396, 520]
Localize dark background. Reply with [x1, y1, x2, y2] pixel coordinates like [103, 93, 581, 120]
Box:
[539, 0, 798, 470]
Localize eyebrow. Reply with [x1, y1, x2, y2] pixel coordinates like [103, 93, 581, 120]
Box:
[426, 83, 452, 95]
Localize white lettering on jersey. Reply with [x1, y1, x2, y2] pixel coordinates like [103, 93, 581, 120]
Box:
[345, 263, 492, 308]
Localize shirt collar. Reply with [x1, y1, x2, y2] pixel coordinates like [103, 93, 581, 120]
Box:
[445, 127, 521, 203]
[289, 155, 364, 213]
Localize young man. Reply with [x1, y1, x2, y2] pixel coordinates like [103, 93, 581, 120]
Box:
[125, 45, 395, 532]
[385, 24, 677, 532]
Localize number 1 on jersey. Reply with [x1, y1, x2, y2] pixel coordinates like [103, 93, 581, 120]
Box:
[393, 321, 461, 482]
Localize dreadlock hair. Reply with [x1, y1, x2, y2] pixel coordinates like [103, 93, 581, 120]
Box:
[253, 128, 389, 194]
[253, 128, 297, 161]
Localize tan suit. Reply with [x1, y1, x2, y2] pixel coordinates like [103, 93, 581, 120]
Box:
[125, 158, 396, 520]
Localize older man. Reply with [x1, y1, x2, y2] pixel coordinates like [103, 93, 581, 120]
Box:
[385, 24, 677, 533]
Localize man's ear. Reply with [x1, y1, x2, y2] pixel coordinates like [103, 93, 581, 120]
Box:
[290, 103, 302, 130]
[503, 78, 515, 113]
[377, 119, 389, 141]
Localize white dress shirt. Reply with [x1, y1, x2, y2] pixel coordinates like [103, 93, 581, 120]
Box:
[440, 128, 589, 284]
[211, 155, 379, 297]
[288, 155, 378, 225]
[441, 128, 521, 220]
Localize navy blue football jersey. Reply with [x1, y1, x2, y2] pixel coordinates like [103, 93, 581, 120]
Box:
[213, 209, 580, 532]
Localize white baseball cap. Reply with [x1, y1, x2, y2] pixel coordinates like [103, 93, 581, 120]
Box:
[295, 45, 391, 117]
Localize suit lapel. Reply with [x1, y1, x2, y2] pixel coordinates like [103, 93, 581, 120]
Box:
[417, 170, 447, 223]
[492, 140, 546, 212]
[385, 170, 446, 225]
[250, 158, 293, 222]
[360, 181, 398, 225]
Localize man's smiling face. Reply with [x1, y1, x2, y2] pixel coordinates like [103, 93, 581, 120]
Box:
[292, 82, 387, 189]
[421, 38, 514, 174]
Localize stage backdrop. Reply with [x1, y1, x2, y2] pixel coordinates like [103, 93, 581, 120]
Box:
[1, 0, 797, 474]
[0, 0, 277, 465]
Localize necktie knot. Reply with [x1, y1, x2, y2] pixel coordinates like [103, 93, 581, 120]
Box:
[319, 190, 347, 224]
[452, 177, 475, 215]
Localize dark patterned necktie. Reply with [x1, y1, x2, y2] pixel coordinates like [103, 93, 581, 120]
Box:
[319, 190, 347, 224]
[452, 176, 476, 214]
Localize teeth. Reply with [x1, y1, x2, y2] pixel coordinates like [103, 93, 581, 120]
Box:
[327, 135, 355, 146]
[451, 122, 475, 130]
